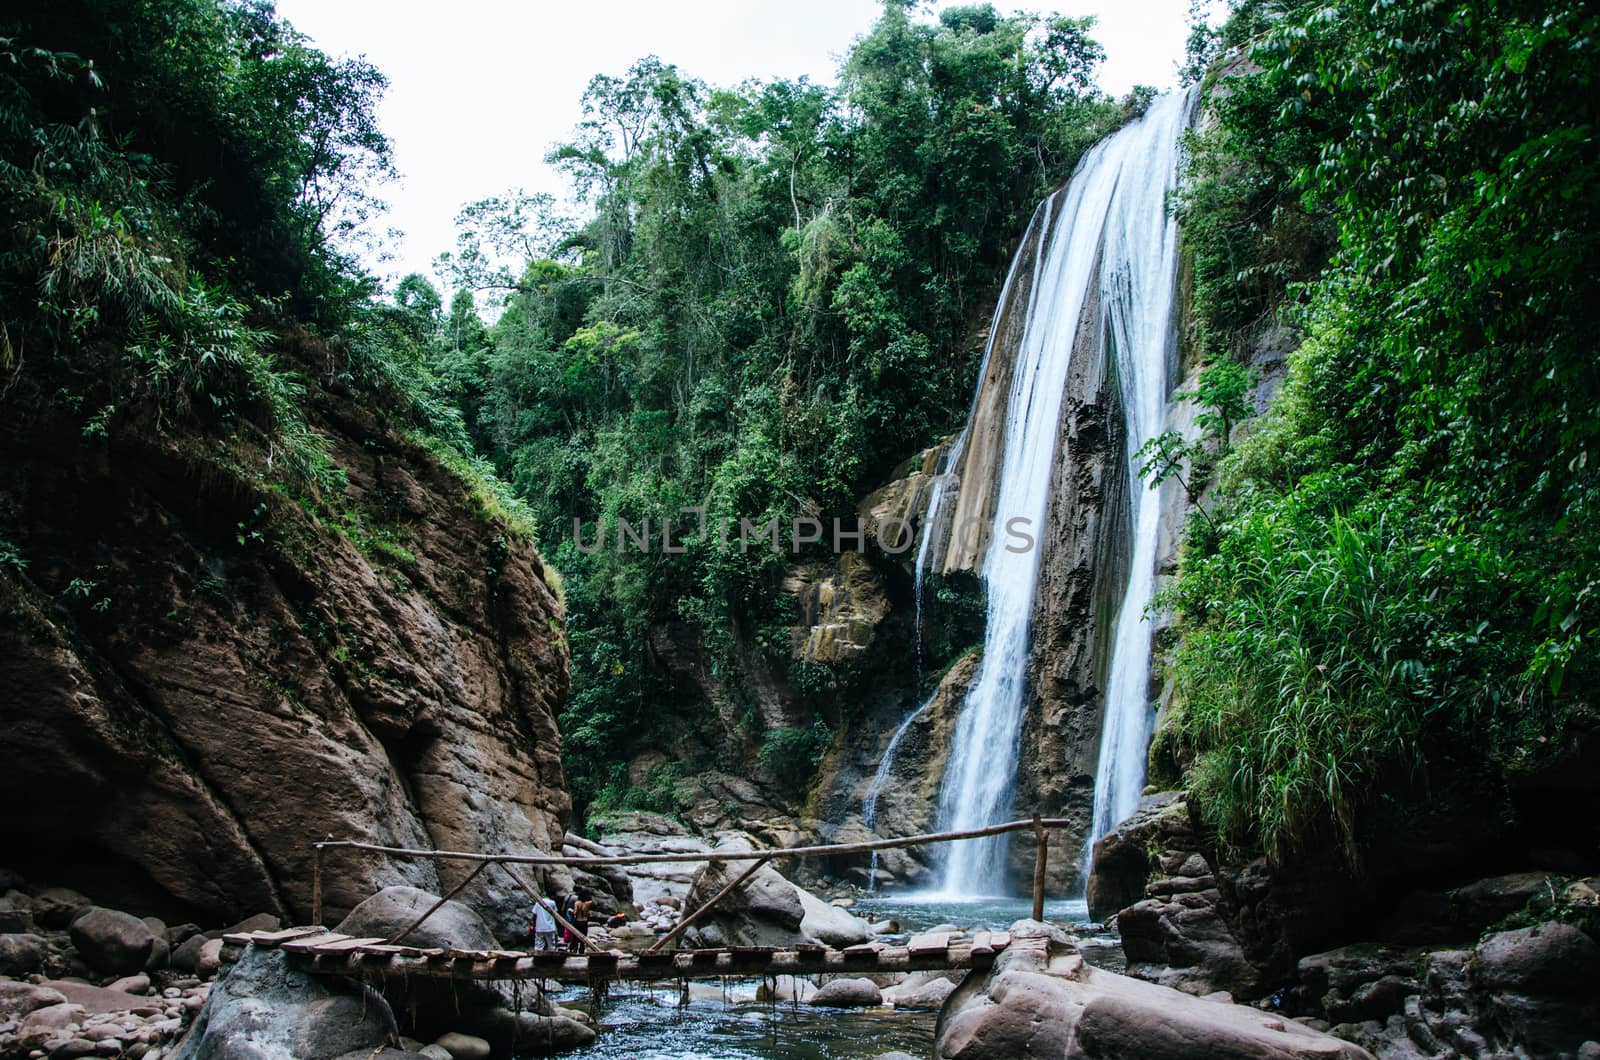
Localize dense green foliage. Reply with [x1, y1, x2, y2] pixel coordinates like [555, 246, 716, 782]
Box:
[420, 3, 1128, 813]
[1159, 0, 1600, 865]
[0, 0, 531, 604]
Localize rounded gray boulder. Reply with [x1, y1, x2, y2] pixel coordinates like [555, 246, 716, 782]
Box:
[335, 885, 497, 950]
[0, 932, 50, 975]
[67, 907, 157, 975]
[809, 977, 884, 1007]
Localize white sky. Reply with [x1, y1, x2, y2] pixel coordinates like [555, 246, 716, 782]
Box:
[273, 0, 1202, 286]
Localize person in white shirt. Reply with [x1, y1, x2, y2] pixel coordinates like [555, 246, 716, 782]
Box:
[531, 896, 558, 952]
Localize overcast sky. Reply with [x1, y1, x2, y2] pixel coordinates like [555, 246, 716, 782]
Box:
[273, 0, 1204, 286]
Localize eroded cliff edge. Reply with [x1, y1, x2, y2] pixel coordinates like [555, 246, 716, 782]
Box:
[0, 331, 572, 938]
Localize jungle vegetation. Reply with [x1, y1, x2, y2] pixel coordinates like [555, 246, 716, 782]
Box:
[1157, 0, 1599, 867]
[409, 2, 1127, 811]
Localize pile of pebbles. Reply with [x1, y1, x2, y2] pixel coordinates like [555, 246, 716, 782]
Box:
[0, 869, 268, 1060]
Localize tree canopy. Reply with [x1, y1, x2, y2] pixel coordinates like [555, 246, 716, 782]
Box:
[417, 3, 1125, 811]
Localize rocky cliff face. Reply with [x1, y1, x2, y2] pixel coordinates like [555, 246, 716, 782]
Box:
[0, 331, 572, 939]
[806, 651, 980, 888]
[1086, 788, 1600, 1058]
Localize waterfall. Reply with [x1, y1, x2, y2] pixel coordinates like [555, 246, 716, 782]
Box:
[930, 92, 1192, 896]
[860, 691, 931, 892]
[1087, 92, 1192, 847]
[859, 450, 957, 892]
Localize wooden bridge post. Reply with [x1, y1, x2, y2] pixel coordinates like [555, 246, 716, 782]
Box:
[387, 858, 494, 945]
[311, 843, 324, 927]
[647, 856, 771, 952]
[1031, 813, 1047, 923]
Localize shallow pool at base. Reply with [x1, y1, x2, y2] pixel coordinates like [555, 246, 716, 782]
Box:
[534, 898, 1116, 1058]
[850, 893, 1090, 935]
[536, 988, 936, 1060]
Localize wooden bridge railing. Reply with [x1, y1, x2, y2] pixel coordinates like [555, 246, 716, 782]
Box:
[312, 813, 1074, 952]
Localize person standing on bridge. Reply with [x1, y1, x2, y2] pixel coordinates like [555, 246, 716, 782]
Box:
[530, 895, 557, 952]
[569, 887, 593, 954]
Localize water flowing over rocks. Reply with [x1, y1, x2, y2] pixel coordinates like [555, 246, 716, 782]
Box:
[800, 93, 1202, 895]
[808, 652, 979, 889]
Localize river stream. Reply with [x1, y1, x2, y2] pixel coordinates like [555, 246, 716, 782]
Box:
[534, 893, 1117, 1059]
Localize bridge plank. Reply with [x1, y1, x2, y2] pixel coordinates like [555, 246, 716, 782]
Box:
[908, 932, 952, 957]
[278, 936, 1011, 985]
[313, 937, 388, 953]
[229, 927, 326, 947]
[281, 933, 351, 953]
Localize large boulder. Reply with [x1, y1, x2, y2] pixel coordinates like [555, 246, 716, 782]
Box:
[1118, 886, 1260, 998]
[884, 974, 957, 1010]
[0, 932, 50, 975]
[335, 885, 498, 951]
[31, 888, 91, 930]
[68, 907, 159, 974]
[809, 978, 884, 1007]
[1377, 870, 1561, 945]
[1473, 920, 1600, 996]
[0, 981, 67, 1022]
[442, 1006, 595, 1054]
[170, 945, 396, 1060]
[1450, 871, 1554, 929]
[0, 890, 34, 934]
[797, 886, 869, 948]
[935, 923, 1374, 1060]
[1294, 944, 1422, 1026]
[682, 834, 871, 949]
[683, 836, 805, 947]
[433, 1031, 491, 1058]
[1473, 921, 1600, 1056]
[1086, 792, 1195, 921]
[170, 933, 211, 973]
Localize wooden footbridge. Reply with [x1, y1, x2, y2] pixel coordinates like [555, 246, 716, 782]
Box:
[263, 814, 1073, 987]
[221, 925, 1027, 985]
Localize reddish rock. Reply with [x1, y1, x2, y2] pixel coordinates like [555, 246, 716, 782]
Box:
[935, 928, 1374, 1059]
[0, 333, 571, 940]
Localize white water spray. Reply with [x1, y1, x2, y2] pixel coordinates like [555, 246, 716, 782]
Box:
[860, 691, 932, 892]
[1087, 92, 1192, 848]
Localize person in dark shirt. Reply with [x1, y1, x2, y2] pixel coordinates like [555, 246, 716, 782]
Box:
[569, 887, 593, 954]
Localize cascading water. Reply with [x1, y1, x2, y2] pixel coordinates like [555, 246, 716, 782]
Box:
[860, 691, 931, 892]
[929, 91, 1192, 896]
[860, 461, 957, 892]
[1087, 92, 1192, 848]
